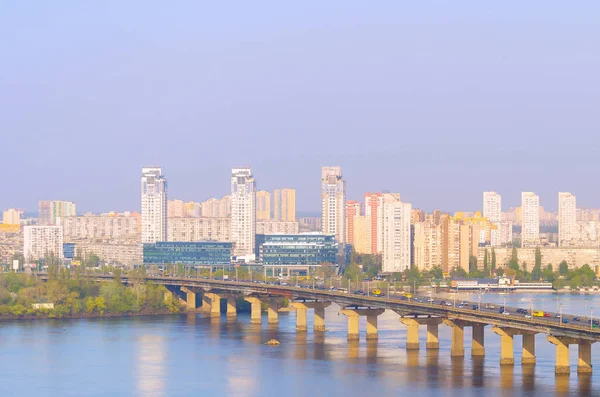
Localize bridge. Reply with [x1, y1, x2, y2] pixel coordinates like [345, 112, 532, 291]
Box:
[47, 274, 600, 375]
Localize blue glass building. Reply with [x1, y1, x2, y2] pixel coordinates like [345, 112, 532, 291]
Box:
[143, 242, 232, 266]
[63, 243, 76, 259]
[256, 234, 338, 266]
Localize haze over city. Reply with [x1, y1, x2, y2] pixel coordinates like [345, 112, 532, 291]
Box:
[2, 1, 599, 213]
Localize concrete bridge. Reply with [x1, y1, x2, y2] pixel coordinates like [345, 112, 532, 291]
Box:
[48, 274, 600, 375]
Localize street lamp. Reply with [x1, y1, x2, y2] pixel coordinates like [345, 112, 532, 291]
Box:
[559, 303, 563, 322]
[503, 296, 507, 313]
[591, 308, 594, 330]
[530, 299, 533, 322]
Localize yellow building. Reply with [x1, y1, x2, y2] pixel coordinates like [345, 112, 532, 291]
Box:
[352, 215, 369, 254]
[274, 188, 296, 222]
[256, 190, 271, 220]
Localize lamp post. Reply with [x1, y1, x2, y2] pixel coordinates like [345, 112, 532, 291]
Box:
[478, 292, 482, 312]
[503, 296, 507, 313]
[559, 303, 563, 322]
[556, 296, 559, 314]
[591, 308, 594, 330]
[530, 299, 533, 322]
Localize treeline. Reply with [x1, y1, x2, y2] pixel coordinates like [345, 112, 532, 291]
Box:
[0, 267, 180, 319]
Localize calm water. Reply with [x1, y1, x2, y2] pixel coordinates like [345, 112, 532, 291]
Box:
[0, 292, 599, 397]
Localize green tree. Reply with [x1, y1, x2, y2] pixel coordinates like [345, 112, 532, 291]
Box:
[469, 255, 478, 274]
[491, 248, 497, 271]
[559, 260, 569, 275]
[508, 247, 519, 271]
[570, 275, 582, 289]
[535, 247, 542, 270]
[483, 249, 489, 273]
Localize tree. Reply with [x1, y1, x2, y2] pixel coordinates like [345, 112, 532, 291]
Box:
[508, 247, 519, 271]
[491, 248, 497, 271]
[451, 266, 468, 279]
[570, 275, 582, 289]
[535, 247, 542, 270]
[483, 249, 489, 273]
[559, 260, 569, 275]
[469, 255, 478, 274]
[531, 261, 542, 281]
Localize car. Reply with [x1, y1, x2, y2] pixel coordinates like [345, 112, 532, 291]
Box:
[555, 313, 561, 318]
[593, 320, 600, 326]
[573, 317, 581, 322]
[427, 298, 435, 302]
[488, 304, 496, 309]
[502, 311, 510, 316]
[445, 302, 453, 307]
[562, 318, 570, 324]
[524, 314, 532, 319]
[439, 301, 446, 306]
[472, 304, 479, 310]
[544, 313, 551, 318]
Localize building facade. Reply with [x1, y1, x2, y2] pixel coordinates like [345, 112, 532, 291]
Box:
[255, 234, 338, 266]
[256, 190, 271, 220]
[38, 201, 77, 225]
[74, 242, 142, 266]
[167, 199, 186, 218]
[167, 217, 230, 242]
[345, 200, 362, 246]
[558, 192, 577, 246]
[256, 220, 299, 235]
[231, 168, 256, 257]
[24, 225, 64, 261]
[143, 241, 232, 266]
[364, 193, 384, 254]
[321, 166, 346, 244]
[2, 208, 21, 225]
[381, 193, 412, 273]
[61, 213, 141, 242]
[273, 188, 296, 221]
[141, 167, 167, 243]
[521, 192, 540, 247]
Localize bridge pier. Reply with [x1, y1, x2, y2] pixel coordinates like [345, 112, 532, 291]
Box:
[204, 293, 222, 317]
[290, 302, 331, 332]
[578, 341, 593, 374]
[226, 297, 237, 317]
[180, 286, 197, 311]
[522, 333, 536, 365]
[341, 309, 385, 341]
[244, 297, 262, 324]
[472, 324, 485, 357]
[426, 320, 440, 350]
[443, 320, 465, 357]
[400, 319, 420, 350]
[547, 336, 575, 374]
[267, 304, 279, 325]
[493, 327, 515, 365]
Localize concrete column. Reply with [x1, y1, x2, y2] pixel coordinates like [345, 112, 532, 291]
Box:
[472, 324, 485, 357]
[244, 297, 262, 324]
[205, 293, 221, 317]
[267, 304, 279, 324]
[400, 319, 420, 350]
[180, 286, 196, 311]
[314, 306, 326, 332]
[522, 333, 536, 365]
[426, 321, 440, 350]
[493, 327, 515, 366]
[366, 313, 379, 340]
[201, 295, 211, 312]
[444, 320, 464, 357]
[290, 303, 307, 332]
[578, 341, 593, 374]
[341, 310, 360, 341]
[226, 297, 237, 317]
[547, 336, 572, 374]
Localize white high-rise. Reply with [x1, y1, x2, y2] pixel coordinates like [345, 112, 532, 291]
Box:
[231, 167, 256, 258]
[521, 192, 540, 247]
[321, 166, 346, 243]
[483, 191, 502, 246]
[141, 167, 168, 243]
[381, 193, 412, 273]
[24, 225, 64, 261]
[558, 192, 577, 246]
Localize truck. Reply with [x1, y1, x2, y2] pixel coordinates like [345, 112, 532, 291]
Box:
[371, 289, 383, 297]
[532, 310, 544, 317]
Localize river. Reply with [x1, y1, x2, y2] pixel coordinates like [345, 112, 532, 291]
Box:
[0, 292, 598, 397]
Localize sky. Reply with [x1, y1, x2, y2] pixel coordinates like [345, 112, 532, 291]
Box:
[1, 1, 599, 214]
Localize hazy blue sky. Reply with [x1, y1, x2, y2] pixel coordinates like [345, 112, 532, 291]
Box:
[1, 1, 598, 214]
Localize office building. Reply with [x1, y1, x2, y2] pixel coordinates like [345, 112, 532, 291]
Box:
[143, 241, 232, 266]
[521, 192, 540, 247]
[558, 192, 577, 246]
[2, 209, 21, 225]
[38, 201, 76, 225]
[231, 167, 256, 257]
[24, 225, 64, 261]
[141, 167, 168, 243]
[255, 234, 338, 266]
[74, 242, 142, 266]
[256, 190, 271, 220]
[321, 166, 346, 243]
[273, 188, 296, 221]
[381, 193, 412, 273]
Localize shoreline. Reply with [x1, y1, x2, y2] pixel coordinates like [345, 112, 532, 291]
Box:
[0, 309, 177, 322]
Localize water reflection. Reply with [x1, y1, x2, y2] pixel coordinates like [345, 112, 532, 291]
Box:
[521, 363, 535, 392]
[578, 374, 592, 396]
[295, 332, 308, 360]
[347, 341, 359, 359]
[499, 365, 514, 392]
[225, 354, 258, 397]
[451, 357, 464, 388]
[555, 374, 570, 396]
[471, 356, 485, 388]
[135, 335, 166, 397]
[366, 341, 378, 363]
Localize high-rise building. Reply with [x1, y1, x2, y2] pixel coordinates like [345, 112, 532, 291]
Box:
[184, 201, 202, 217]
[219, 195, 232, 218]
[2, 209, 21, 225]
[256, 190, 271, 220]
[381, 193, 412, 273]
[141, 167, 167, 243]
[521, 192, 540, 247]
[201, 198, 220, 217]
[413, 221, 443, 271]
[364, 193, 384, 254]
[38, 200, 77, 225]
[231, 167, 256, 257]
[558, 192, 577, 246]
[345, 201, 362, 245]
[24, 225, 64, 261]
[483, 192, 502, 223]
[167, 199, 185, 218]
[273, 188, 296, 221]
[321, 166, 346, 243]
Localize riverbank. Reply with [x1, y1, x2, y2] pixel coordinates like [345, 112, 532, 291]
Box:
[0, 308, 177, 322]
